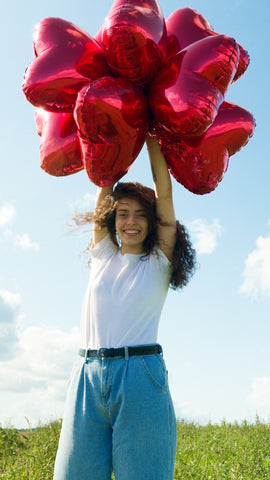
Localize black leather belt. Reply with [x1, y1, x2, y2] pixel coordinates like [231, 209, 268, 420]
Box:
[79, 344, 162, 359]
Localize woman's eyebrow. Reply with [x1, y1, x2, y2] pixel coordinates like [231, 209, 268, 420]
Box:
[117, 207, 145, 213]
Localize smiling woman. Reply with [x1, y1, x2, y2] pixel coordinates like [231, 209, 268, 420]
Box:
[54, 135, 196, 480]
[74, 177, 195, 287]
[89, 181, 158, 258]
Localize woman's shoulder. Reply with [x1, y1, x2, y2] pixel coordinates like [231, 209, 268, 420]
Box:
[148, 247, 171, 271]
[91, 234, 119, 259]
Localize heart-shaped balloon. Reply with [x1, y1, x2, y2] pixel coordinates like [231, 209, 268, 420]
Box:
[101, 0, 167, 85]
[149, 35, 239, 138]
[35, 108, 83, 176]
[95, 27, 103, 47]
[157, 101, 256, 194]
[166, 8, 249, 82]
[74, 76, 149, 186]
[22, 17, 111, 112]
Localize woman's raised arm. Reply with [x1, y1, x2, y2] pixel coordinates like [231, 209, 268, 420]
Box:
[92, 185, 114, 247]
[145, 134, 176, 261]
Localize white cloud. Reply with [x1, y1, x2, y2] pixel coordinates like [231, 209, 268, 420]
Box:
[173, 397, 205, 421]
[0, 203, 39, 252]
[0, 203, 15, 227]
[0, 289, 22, 309]
[0, 325, 80, 428]
[188, 219, 223, 255]
[70, 192, 96, 212]
[247, 377, 270, 414]
[240, 232, 270, 298]
[0, 290, 22, 360]
[14, 233, 39, 251]
[3, 228, 13, 238]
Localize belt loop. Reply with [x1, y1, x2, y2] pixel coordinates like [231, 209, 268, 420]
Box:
[124, 346, 129, 361]
[85, 349, 88, 362]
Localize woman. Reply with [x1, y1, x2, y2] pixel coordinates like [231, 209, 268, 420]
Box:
[53, 135, 196, 480]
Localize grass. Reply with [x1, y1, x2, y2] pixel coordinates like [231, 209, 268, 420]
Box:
[0, 419, 61, 480]
[1, 418, 270, 479]
[174, 418, 270, 479]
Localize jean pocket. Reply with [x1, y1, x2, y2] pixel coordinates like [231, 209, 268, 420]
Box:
[140, 354, 168, 392]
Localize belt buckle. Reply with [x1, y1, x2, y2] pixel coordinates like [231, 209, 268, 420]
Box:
[98, 348, 116, 358]
[98, 348, 107, 358]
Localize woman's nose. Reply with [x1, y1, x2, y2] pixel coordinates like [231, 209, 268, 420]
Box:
[127, 214, 135, 224]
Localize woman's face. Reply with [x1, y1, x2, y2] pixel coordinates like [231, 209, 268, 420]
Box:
[115, 197, 149, 254]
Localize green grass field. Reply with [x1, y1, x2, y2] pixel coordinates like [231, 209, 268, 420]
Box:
[1, 418, 270, 479]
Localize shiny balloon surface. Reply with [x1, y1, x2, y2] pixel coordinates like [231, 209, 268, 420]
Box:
[157, 102, 256, 194]
[74, 77, 149, 186]
[22, 17, 111, 112]
[150, 35, 239, 137]
[102, 0, 167, 85]
[166, 8, 249, 82]
[35, 108, 83, 176]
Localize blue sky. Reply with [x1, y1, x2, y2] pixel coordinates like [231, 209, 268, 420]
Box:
[0, 0, 269, 428]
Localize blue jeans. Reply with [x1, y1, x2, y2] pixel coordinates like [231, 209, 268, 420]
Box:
[53, 349, 177, 480]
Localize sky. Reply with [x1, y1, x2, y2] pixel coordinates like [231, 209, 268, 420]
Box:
[0, 0, 269, 429]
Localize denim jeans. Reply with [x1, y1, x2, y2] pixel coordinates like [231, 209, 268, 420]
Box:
[53, 349, 177, 480]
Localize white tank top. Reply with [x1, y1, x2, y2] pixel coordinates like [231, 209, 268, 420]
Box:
[80, 234, 171, 349]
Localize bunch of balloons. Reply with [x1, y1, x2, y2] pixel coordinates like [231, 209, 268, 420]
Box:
[22, 0, 255, 194]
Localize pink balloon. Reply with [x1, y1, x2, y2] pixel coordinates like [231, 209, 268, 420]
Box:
[149, 35, 239, 137]
[35, 108, 83, 176]
[22, 17, 111, 112]
[101, 0, 167, 85]
[74, 76, 149, 186]
[157, 101, 256, 194]
[166, 8, 249, 82]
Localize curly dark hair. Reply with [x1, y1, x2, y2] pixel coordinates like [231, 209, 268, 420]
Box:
[73, 182, 196, 290]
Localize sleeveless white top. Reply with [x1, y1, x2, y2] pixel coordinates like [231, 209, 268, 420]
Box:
[80, 234, 171, 349]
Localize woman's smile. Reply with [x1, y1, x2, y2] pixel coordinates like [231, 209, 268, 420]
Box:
[123, 228, 141, 235]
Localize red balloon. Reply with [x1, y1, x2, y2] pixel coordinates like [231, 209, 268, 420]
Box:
[101, 0, 167, 85]
[22, 17, 111, 112]
[166, 8, 249, 82]
[95, 27, 103, 47]
[35, 108, 83, 176]
[157, 101, 256, 194]
[149, 35, 239, 137]
[74, 76, 149, 186]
